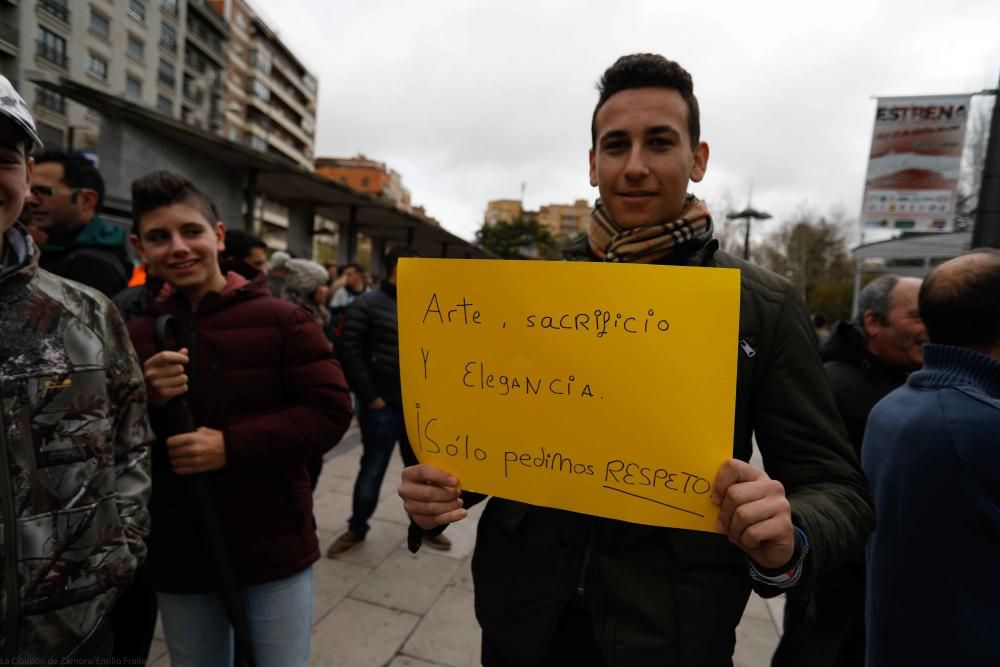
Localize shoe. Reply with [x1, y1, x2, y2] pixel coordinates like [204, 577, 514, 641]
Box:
[422, 533, 452, 551]
[326, 530, 365, 558]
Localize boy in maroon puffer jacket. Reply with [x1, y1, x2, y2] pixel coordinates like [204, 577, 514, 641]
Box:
[126, 171, 353, 667]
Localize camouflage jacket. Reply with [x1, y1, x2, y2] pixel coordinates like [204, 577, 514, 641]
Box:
[0, 224, 152, 660]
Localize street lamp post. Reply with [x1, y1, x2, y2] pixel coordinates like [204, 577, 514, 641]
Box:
[727, 207, 772, 260]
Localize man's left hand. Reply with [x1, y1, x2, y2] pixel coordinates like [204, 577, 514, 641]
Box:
[712, 459, 795, 570]
[166, 427, 226, 475]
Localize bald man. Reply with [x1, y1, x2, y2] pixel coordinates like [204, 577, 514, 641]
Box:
[863, 249, 1000, 667]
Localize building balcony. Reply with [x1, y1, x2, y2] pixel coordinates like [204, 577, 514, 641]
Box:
[36, 42, 68, 69]
[187, 0, 229, 37]
[185, 28, 226, 68]
[0, 22, 18, 56]
[270, 55, 316, 103]
[38, 0, 70, 24]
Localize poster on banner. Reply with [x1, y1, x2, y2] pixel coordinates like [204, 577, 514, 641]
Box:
[397, 258, 740, 533]
[861, 94, 971, 233]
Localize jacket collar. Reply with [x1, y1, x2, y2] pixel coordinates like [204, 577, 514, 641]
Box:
[0, 223, 38, 284]
[909, 344, 1000, 399]
[148, 271, 269, 317]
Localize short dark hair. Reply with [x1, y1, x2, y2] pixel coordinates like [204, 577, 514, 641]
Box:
[858, 275, 899, 325]
[338, 261, 364, 277]
[131, 171, 220, 233]
[591, 54, 700, 147]
[222, 229, 266, 261]
[919, 249, 1000, 349]
[36, 151, 105, 209]
[384, 246, 420, 276]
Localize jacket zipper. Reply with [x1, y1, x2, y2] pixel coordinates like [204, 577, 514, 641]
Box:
[575, 519, 597, 599]
[740, 339, 757, 358]
[0, 384, 21, 658]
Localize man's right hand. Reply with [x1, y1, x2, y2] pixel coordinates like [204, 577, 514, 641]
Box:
[368, 397, 386, 410]
[399, 464, 467, 530]
[143, 348, 190, 407]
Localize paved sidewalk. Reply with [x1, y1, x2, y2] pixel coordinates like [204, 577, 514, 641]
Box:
[147, 426, 784, 666]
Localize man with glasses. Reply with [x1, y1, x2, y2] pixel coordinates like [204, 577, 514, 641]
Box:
[26, 151, 131, 296]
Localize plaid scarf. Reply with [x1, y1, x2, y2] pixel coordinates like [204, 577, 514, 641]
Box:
[587, 194, 713, 263]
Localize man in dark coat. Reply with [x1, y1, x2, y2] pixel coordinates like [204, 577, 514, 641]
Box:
[398, 54, 874, 666]
[326, 247, 452, 556]
[864, 249, 1000, 666]
[773, 273, 926, 666]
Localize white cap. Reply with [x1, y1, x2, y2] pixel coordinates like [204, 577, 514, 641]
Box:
[0, 76, 42, 150]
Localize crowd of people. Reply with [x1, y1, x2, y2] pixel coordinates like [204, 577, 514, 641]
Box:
[0, 53, 996, 667]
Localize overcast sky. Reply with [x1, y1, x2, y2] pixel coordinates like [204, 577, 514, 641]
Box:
[264, 0, 1000, 244]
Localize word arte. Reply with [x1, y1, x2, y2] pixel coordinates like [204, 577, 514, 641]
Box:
[420, 293, 671, 339]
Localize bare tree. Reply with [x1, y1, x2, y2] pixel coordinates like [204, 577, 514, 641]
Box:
[955, 96, 995, 231]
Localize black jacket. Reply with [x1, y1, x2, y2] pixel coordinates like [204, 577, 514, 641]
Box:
[466, 238, 874, 666]
[820, 321, 908, 455]
[39, 217, 131, 297]
[339, 281, 404, 406]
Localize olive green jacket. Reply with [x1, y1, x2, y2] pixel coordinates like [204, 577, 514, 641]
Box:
[468, 237, 874, 666]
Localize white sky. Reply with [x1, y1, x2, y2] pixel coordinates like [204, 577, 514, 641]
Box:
[264, 0, 1000, 243]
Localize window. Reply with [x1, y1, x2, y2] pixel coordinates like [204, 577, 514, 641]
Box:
[248, 135, 267, 152]
[36, 27, 67, 68]
[161, 0, 178, 15]
[126, 76, 142, 100]
[128, 0, 146, 23]
[156, 95, 173, 114]
[89, 9, 110, 39]
[361, 177, 370, 188]
[127, 34, 144, 61]
[160, 23, 177, 52]
[235, 12, 247, 30]
[88, 53, 108, 80]
[158, 59, 175, 87]
[36, 86, 66, 114]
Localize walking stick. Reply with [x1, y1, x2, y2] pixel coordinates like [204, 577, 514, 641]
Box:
[154, 315, 257, 667]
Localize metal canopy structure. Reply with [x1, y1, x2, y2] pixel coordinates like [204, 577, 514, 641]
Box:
[849, 231, 971, 316]
[34, 77, 488, 261]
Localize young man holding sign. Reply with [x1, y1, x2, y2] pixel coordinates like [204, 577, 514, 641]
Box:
[399, 54, 873, 666]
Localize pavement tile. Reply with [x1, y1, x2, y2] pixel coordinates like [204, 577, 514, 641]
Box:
[313, 490, 354, 533]
[148, 637, 169, 664]
[766, 594, 786, 635]
[742, 592, 772, 622]
[373, 488, 411, 525]
[351, 547, 463, 615]
[449, 557, 474, 593]
[308, 598, 420, 667]
[312, 554, 373, 625]
[734, 614, 780, 667]
[401, 585, 480, 667]
[319, 520, 409, 569]
[389, 657, 451, 667]
[324, 442, 363, 480]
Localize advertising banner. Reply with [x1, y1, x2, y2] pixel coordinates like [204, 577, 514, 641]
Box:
[862, 94, 971, 233]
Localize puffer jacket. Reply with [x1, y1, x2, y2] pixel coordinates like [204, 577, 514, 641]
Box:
[127, 273, 353, 592]
[0, 224, 152, 660]
[465, 236, 874, 666]
[339, 280, 403, 406]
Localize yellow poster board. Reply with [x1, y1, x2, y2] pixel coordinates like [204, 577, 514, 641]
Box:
[398, 258, 740, 532]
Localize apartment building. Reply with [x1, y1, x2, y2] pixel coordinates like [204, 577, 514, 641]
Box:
[316, 155, 412, 212]
[0, 0, 189, 150]
[484, 198, 591, 240]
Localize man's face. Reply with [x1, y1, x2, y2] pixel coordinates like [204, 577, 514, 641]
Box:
[345, 266, 364, 290]
[589, 87, 708, 230]
[865, 278, 927, 371]
[247, 246, 268, 273]
[0, 121, 30, 236]
[27, 161, 94, 237]
[131, 203, 225, 301]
